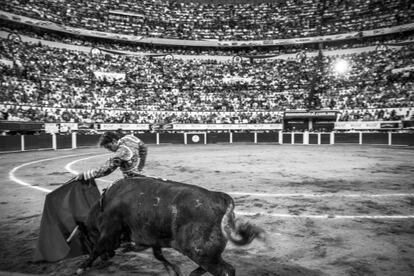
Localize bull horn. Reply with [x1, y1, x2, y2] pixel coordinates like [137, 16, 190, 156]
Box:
[66, 225, 79, 243]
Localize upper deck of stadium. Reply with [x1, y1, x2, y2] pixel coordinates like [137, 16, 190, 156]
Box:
[1, 0, 413, 42]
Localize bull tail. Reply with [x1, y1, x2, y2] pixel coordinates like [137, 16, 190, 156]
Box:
[220, 195, 266, 246]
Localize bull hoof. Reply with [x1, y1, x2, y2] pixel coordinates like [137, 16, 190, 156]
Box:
[76, 268, 84, 275]
[121, 242, 136, 253]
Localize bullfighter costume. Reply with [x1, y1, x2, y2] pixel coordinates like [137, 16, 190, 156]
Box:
[81, 134, 147, 180]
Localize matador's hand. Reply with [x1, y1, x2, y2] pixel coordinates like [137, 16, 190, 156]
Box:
[75, 170, 96, 181]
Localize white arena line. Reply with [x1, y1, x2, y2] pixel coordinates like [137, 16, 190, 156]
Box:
[9, 153, 96, 193]
[228, 191, 414, 198]
[93, 182, 414, 198]
[236, 212, 414, 219]
[91, 181, 414, 198]
[66, 156, 414, 199]
[10, 154, 414, 220]
[64, 153, 111, 175]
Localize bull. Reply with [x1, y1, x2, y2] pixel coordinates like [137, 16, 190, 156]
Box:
[77, 177, 266, 276]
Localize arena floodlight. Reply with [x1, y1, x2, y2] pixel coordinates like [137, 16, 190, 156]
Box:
[333, 59, 350, 74]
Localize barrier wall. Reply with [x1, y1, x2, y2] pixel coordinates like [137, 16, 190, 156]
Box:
[77, 134, 101, 147]
[233, 133, 254, 143]
[159, 133, 184, 144]
[56, 135, 72, 149]
[0, 132, 413, 153]
[0, 135, 21, 151]
[207, 132, 230, 144]
[392, 133, 414, 146]
[362, 133, 388, 145]
[138, 133, 157, 144]
[335, 133, 359, 143]
[283, 133, 292, 144]
[257, 132, 279, 143]
[309, 133, 319, 144]
[294, 133, 303, 144]
[321, 133, 331, 144]
[25, 134, 53, 150]
[185, 133, 205, 144]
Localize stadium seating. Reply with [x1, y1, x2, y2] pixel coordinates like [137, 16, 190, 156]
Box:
[1, 0, 413, 41]
[1, 37, 413, 123]
[2, 25, 414, 57]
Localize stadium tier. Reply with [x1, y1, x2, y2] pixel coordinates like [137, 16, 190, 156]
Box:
[0, 0, 413, 129]
[1, 0, 413, 41]
[0, 36, 413, 125]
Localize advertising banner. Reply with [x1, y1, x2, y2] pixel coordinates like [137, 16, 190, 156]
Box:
[45, 123, 59, 133]
[45, 123, 79, 133]
[335, 121, 401, 130]
[380, 122, 401, 129]
[0, 121, 44, 131]
[172, 124, 282, 130]
[60, 123, 78, 132]
[284, 111, 338, 118]
[99, 123, 150, 130]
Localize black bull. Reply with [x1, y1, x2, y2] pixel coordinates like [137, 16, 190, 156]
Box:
[77, 177, 265, 276]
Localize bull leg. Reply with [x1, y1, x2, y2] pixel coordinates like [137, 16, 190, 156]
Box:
[95, 230, 121, 261]
[77, 237, 114, 275]
[152, 247, 182, 276]
[180, 225, 234, 276]
[189, 266, 207, 276]
[77, 252, 100, 274]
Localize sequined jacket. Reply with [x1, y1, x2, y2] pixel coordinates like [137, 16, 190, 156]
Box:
[85, 135, 147, 179]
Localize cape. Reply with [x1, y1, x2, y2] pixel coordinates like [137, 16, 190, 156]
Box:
[33, 178, 100, 262]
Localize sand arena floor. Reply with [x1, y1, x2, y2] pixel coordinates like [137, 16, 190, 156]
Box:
[0, 144, 413, 276]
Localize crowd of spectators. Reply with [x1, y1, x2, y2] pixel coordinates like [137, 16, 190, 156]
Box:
[2, 0, 413, 41]
[0, 105, 283, 124]
[337, 108, 412, 121]
[2, 104, 412, 124]
[0, 37, 413, 123]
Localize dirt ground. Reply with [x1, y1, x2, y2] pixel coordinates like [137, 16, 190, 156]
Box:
[0, 144, 413, 276]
